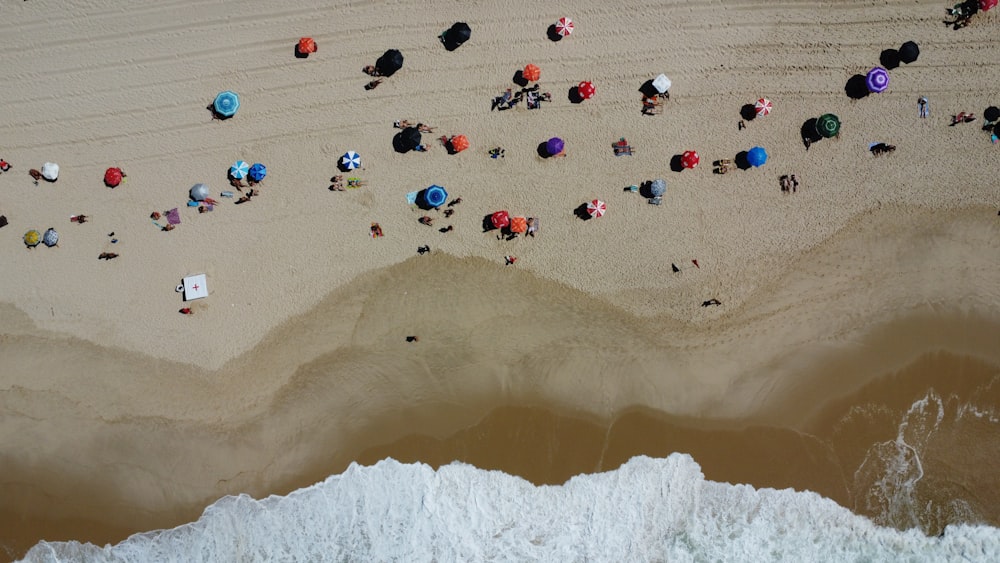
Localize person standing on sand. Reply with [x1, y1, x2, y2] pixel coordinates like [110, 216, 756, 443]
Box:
[918, 96, 929, 118]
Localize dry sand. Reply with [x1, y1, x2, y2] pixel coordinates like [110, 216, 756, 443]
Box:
[1, 0, 999, 558]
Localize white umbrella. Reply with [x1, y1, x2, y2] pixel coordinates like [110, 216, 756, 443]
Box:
[42, 228, 59, 247]
[652, 74, 672, 94]
[40, 162, 59, 181]
[190, 183, 210, 201]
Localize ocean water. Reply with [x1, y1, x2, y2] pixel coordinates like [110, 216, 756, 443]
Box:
[20, 452, 1000, 563]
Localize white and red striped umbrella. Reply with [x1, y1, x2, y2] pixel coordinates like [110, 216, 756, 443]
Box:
[555, 17, 574, 37]
[754, 98, 772, 117]
[586, 199, 606, 218]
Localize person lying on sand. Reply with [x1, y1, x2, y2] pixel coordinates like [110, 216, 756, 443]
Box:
[365, 79, 383, 90]
[394, 120, 413, 129]
[229, 177, 246, 190]
[701, 299, 722, 307]
[419, 216, 434, 226]
[363, 65, 381, 77]
[417, 123, 435, 133]
[161, 224, 175, 231]
[447, 197, 462, 207]
[29, 169, 42, 184]
[71, 214, 89, 223]
[98, 252, 119, 260]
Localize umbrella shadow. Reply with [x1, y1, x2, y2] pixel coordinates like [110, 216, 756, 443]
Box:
[537, 142, 553, 159]
[568, 86, 584, 104]
[337, 161, 354, 173]
[734, 151, 751, 171]
[573, 203, 592, 221]
[440, 32, 462, 52]
[669, 155, 685, 172]
[513, 70, 529, 88]
[639, 80, 659, 98]
[294, 45, 309, 59]
[481, 215, 499, 233]
[393, 131, 418, 153]
[546, 24, 563, 42]
[206, 104, 231, 120]
[879, 48, 900, 70]
[739, 104, 758, 122]
[638, 181, 657, 198]
[845, 74, 869, 100]
[801, 118, 823, 148]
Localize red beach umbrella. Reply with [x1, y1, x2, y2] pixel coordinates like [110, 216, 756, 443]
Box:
[297, 37, 317, 55]
[578, 81, 595, 100]
[681, 150, 700, 169]
[555, 17, 574, 37]
[449, 135, 470, 153]
[586, 199, 606, 218]
[491, 210, 510, 230]
[981, 0, 997, 11]
[523, 64, 541, 82]
[754, 98, 772, 117]
[104, 167, 123, 187]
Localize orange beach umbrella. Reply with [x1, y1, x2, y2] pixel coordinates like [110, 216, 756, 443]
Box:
[509, 216, 528, 234]
[523, 64, 541, 82]
[298, 37, 317, 55]
[449, 135, 470, 153]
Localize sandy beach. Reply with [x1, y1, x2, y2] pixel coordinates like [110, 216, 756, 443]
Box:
[1, 0, 999, 559]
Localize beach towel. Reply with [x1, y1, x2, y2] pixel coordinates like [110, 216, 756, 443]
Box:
[405, 191, 419, 205]
[166, 208, 181, 225]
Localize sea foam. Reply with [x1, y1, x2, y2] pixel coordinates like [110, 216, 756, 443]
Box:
[20, 454, 1000, 562]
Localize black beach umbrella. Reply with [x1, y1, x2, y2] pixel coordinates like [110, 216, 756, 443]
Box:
[393, 127, 422, 153]
[984, 106, 1000, 123]
[899, 41, 920, 64]
[375, 49, 404, 77]
[443, 22, 471, 50]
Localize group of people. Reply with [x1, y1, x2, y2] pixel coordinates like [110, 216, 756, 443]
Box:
[491, 84, 552, 111]
[779, 174, 801, 194]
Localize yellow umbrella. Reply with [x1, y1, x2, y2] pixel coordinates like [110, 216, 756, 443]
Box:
[24, 230, 40, 247]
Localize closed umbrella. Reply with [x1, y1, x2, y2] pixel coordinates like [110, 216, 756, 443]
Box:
[340, 151, 361, 170]
[491, 210, 510, 230]
[816, 113, 841, 138]
[24, 230, 40, 247]
[652, 74, 672, 94]
[449, 135, 470, 153]
[248, 163, 267, 182]
[523, 64, 541, 82]
[545, 137, 565, 156]
[754, 98, 773, 117]
[555, 17, 574, 37]
[899, 41, 920, 64]
[681, 150, 700, 169]
[190, 183, 210, 201]
[43, 228, 59, 247]
[104, 167, 123, 187]
[866, 67, 889, 93]
[375, 49, 404, 77]
[746, 146, 768, 168]
[230, 160, 250, 179]
[578, 81, 595, 100]
[297, 37, 317, 55]
[586, 199, 606, 218]
[213, 91, 240, 117]
[422, 185, 448, 208]
[650, 179, 666, 197]
[40, 162, 59, 181]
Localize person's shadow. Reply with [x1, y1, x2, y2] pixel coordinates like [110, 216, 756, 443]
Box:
[546, 25, 563, 42]
[739, 104, 757, 122]
[573, 203, 592, 220]
[801, 118, 823, 148]
[669, 154, 685, 172]
[845, 74, 869, 100]
[879, 48, 900, 70]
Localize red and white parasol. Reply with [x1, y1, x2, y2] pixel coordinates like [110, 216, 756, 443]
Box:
[754, 98, 772, 117]
[586, 199, 606, 218]
[555, 17, 574, 37]
[681, 150, 700, 169]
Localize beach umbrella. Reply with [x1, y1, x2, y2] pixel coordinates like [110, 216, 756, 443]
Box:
[40, 162, 59, 181]
[586, 199, 606, 218]
[754, 98, 773, 117]
[510, 216, 528, 234]
[449, 135, 470, 153]
[899, 41, 920, 64]
[444, 22, 471, 48]
[523, 64, 541, 82]
[394, 127, 422, 152]
[230, 160, 250, 179]
[42, 228, 59, 247]
[555, 17, 574, 37]
[297, 37, 317, 55]
[652, 74, 672, 94]
[866, 67, 889, 93]
[104, 167, 123, 187]
[491, 210, 510, 230]
[248, 163, 267, 182]
[23, 230, 40, 247]
[190, 183, 210, 201]
[981, 0, 997, 10]
[578, 81, 595, 100]
[681, 150, 700, 169]
[375, 49, 404, 77]
[340, 151, 361, 170]
[746, 146, 768, 168]
[816, 113, 841, 138]
[545, 137, 565, 156]
[422, 185, 448, 208]
[213, 91, 240, 117]
[650, 179, 666, 197]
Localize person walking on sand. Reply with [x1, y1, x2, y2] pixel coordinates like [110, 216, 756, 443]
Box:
[505, 255, 517, 265]
[918, 96, 929, 118]
[179, 308, 193, 315]
[406, 335, 419, 342]
[790, 174, 800, 193]
[417, 245, 430, 255]
[0, 159, 10, 172]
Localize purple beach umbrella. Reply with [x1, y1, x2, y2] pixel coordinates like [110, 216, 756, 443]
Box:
[545, 137, 565, 156]
[866, 67, 889, 93]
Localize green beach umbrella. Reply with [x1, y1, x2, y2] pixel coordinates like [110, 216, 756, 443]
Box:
[816, 113, 841, 138]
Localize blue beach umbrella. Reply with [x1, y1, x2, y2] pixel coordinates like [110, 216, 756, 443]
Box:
[248, 163, 267, 182]
[229, 160, 249, 180]
[545, 137, 565, 156]
[422, 185, 448, 208]
[213, 91, 240, 117]
[341, 151, 361, 171]
[746, 146, 768, 168]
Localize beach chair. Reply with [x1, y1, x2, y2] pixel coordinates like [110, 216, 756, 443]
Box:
[526, 91, 540, 110]
[714, 159, 733, 174]
[613, 138, 633, 156]
[649, 196, 663, 206]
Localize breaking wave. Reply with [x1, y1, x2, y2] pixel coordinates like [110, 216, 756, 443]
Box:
[20, 454, 1000, 562]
